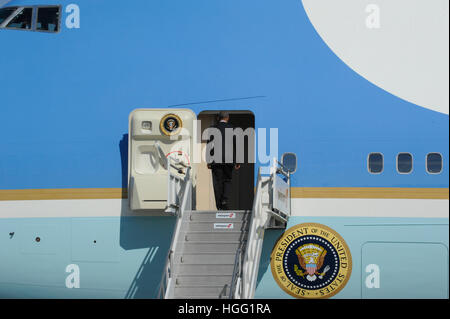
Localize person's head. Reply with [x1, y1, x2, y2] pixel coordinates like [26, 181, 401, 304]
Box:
[218, 111, 230, 122]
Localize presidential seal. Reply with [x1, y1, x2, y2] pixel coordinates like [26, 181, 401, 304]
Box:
[160, 113, 182, 136]
[270, 223, 352, 299]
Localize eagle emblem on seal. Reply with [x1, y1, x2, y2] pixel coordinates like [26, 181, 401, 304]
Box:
[294, 243, 331, 282]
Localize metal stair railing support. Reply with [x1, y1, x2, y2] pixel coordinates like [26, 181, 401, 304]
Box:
[166, 156, 190, 214]
[229, 247, 244, 298]
[237, 158, 292, 299]
[157, 164, 192, 299]
[239, 167, 270, 299]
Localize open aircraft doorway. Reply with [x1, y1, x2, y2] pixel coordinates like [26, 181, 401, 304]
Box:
[196, 111, 255, 211]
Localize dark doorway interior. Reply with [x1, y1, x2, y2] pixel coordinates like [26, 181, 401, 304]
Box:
[197, 111, 255, 211]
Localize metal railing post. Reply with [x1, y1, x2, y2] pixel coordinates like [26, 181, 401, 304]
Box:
[158, 161, 192, 298]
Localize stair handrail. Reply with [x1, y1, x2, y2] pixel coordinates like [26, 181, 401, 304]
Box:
[239, 167, 268, 298]
[166, 156, 190, 214]
[229, 247, 243, 298]
[157, 165, 192, 299]
[238, 158, 292, 298]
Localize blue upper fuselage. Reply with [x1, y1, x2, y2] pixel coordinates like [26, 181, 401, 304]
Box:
[0, 0, 448, 190]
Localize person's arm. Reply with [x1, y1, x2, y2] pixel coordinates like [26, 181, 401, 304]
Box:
[206, 127, 214, 169]
[232, 126, 240, 170]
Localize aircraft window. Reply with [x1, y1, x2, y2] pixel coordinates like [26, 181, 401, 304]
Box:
[397, 153, 413, 174]
[5, 7, 32, 30]
[36, 6, 60, 32]
[368, 153, 383, 174]
[426, 153, 443, 174]
[0, 7, 17, 25]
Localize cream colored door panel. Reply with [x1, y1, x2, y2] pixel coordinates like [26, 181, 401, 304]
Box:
[128, 109, 196, 212]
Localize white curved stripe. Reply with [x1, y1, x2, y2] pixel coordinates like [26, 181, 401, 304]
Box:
[291, 198, 449, 218]
[302, 0, 449, 115]
[0, 198, 447, 218]
[0, 199, 167, 218]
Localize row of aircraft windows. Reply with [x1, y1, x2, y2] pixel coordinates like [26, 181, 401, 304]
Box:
[0, 6, 60, 33]
[368, 152, 443, 175]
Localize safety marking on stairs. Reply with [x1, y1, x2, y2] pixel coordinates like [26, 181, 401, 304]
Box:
[214, 223, 234, 230]
[216, 212, 236, 219]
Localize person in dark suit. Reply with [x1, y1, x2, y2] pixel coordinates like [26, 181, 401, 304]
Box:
[206, 111, 240, 210]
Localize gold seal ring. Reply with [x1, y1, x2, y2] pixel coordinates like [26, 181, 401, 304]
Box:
[160, 113, 183, 136]
[270, 223, 352, 299]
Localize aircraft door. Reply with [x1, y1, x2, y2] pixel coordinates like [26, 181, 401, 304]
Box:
[128, 109, 196, 213]
[196, 111, 255, 211]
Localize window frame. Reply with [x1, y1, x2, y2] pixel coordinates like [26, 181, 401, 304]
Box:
[34, 5, 62, 34]
[426, 152, 443, 175]
[367, 152, 384, 174]
[0, 5, 61, 33]
[396, 152, 414, 174]
[0, 6, 20, 27]
[1, 6, 34, 31]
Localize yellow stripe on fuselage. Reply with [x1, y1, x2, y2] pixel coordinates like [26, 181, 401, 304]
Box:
[290, 187, 449, 199]
[0, 187, 447, 201]
[0, 188, 128, 201]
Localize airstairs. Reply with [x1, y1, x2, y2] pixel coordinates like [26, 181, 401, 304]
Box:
[158, 159, 292, 299]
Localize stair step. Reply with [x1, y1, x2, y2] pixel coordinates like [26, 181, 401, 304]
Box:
[187, 221, 249, 232]
[165, 209, 252, 299]
[185, 210, 249, 214]
[174, 285, 230, 297]
[184, 231, 248, 242]
[175, 275, 232, 286]
[181, 241, 244, 253]
[175, 263, 235, 275]
[188, 211, 251, 222]
[174, 253, 237, 264]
